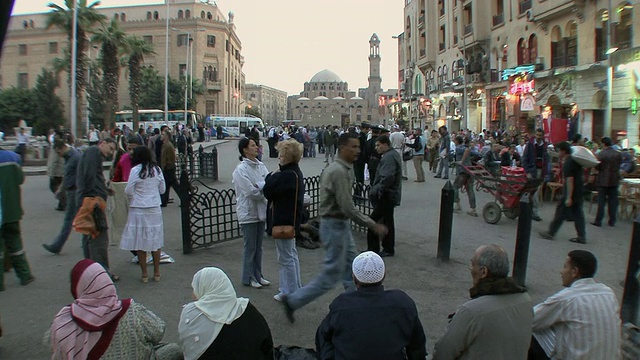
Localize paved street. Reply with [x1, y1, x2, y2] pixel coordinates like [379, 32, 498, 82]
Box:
[0, 139, 635, 359]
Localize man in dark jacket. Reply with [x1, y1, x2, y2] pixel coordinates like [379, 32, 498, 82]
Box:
[592, 137, 622, 227]
[316, 251, 427, 360]
[367, 135, 402, 257]
[435, 125, 451, 179]
[364, 126, 384, 183]
[522, 128, 550, 221]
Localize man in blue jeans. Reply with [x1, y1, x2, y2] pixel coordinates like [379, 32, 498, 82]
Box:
[43, 138, 81, 254]
[283, 133, 387, 323]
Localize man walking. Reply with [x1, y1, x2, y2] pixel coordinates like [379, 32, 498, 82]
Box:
[367, 135, 402, 257]
[408, 128, 426, 182]
[592, 137, 622, 227]
[42, 139, 81, 255]
[323, 126, 337, 163]
[522, 128, 550, 221]
[283, 133, 386, 323]
[389, 125, 406, 180]
[452, 136, 478, 217]
[539, 142, 587, 244]
[76, 138, 117, 279]
[435, 126, 451, 179]
[0, 143, 35, 290]
[427, 130, 440, 173]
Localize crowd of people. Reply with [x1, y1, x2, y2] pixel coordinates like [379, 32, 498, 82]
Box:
[0, 117, 637, 358]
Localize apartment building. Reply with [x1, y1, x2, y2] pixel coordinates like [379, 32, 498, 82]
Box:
[2, 0, 246, 125]
[400, 0, 638, 144]
[244, 84, 287, 126]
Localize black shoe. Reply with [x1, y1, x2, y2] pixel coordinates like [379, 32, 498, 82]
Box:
[42, 244, 60, 255]
[379, 251, 394, 257]
[569, 237, 586, 244]
[539, 231, 554, 240]
[282, 295, 295, 323]
[20, 276, 35, 286]
[532, 215, 542, 222]
[608, 221, 615, 227]
[434, 175, 442, 178]
[160, 204, 167, 207]
[590, 222, 602, 227]
[402, 176, 408, 180]
[54, 207, 65, 211]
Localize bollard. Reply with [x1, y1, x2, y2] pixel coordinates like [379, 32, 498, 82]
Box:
[437, 181, 455, 261]
[512, 195, 532, 287]
[621, 219, 640, 324]
[178, 164, 193, 254]
[198, 145, 205, 178]
[212, 146, 219, 181]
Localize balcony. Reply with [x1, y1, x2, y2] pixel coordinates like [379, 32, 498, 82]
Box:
[464, 24, 473, 36]
[492, 13, 504, 27]
[519, 0, 532, 15]
[420, 48, 426, 58]
[490, 69, 501, 83]
[205, 80, 222, 91]
[439, 43, 445, 52]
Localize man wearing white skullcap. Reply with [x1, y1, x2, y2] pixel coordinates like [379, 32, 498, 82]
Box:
[316, 251, 427, 360]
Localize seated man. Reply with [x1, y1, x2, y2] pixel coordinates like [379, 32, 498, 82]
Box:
[433, 244, 532, 360]
[315, 251, 427, 360]
[529, 250, 621, 360]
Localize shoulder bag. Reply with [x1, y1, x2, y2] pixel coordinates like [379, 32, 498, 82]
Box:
[272, 171, 298, 239]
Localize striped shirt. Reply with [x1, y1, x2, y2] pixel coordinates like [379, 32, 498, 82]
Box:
[532, 278, 621, 360]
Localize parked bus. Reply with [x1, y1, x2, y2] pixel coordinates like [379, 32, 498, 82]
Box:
[114, 109, 201, 131]
[206, 115, 265, 137]
[168, 110, 202, 127]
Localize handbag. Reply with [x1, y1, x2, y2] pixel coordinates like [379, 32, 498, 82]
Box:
[272, 171, 299, 239]
[402, 150, 413, 162]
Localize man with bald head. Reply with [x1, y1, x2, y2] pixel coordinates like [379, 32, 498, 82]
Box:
[433, 245, 532, 360]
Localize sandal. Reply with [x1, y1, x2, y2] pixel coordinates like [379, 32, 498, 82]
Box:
[153, 274, 160, 282]
[141, 276, 148, 283]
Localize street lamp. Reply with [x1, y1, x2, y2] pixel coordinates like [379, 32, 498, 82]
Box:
[171, 27, 206, 125]
[605, 0, 618, 138]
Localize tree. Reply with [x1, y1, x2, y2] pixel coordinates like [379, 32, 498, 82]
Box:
[33, 69, 65, 135]
[91, 18, 125, 127]
[86, 63, 106, 128]
[138, 67, 203, 111]
[46, 0, 106, 137]
[122, 35, 154, 129]
[0, 88, 36, 134]
[245, 106, 262, 119]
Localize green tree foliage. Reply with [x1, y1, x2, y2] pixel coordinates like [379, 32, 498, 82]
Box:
[122, 35, 154, 129]
[87, 64, 106, 128]
[91, 18, 125, 127]
[46, 0, 106, 136]
[32, 69, 65, 135]
[245, 106, 262, 119]
[138, 67, 203, 111]
[0, 88, 36, 134]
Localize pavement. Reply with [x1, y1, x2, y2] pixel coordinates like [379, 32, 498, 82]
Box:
[0, 141, 636, 359]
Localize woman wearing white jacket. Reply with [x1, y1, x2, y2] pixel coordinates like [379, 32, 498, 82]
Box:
[233, 138, 271, 288]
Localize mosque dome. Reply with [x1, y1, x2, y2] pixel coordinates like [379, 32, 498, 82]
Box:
[333, 96, 345, 100]
[310, 69, 343, 83]
[297, 97, 310, 100]
[314, 96, 329, 100]
[350, 96, 363, 100]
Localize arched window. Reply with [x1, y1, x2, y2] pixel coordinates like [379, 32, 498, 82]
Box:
[566, 22, 577, 66]
[528, 34, 537, 63]
[147, 11, 152, 20]
[414, 73, 424, 96]
[595, 9, 609, 61]
[406, 16, 412, 38]
[517, 38, 527, 65]
[207, 12, 212, 20]
[120, 13, 126, 22]
[443, 65, 448, 82]
[114, 13, 119, 20]
[153, 11, 159, 20]
[178, 10, 183, 19]
[452, 61, 457, 80]
[550, 26, 563, 67]
[201, 11, 206, 19]
[615, 3, 633, 50]
[185, 10, 191, 19]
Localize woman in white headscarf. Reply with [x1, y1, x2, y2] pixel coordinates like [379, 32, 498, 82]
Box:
[179, 267, 274, 360]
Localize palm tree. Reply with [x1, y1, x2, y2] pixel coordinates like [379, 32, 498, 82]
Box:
[91, 18, 126, 128]
[122, 35, 155, 130]
[46, 0, 106, 137]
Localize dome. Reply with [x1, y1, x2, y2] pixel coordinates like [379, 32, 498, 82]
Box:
[297, 97, 310, 100]
[310, 69, 343, 83]
[333, 96, 345, 100]
[314, 96, 329, 100]
[350, 96, 363, 100]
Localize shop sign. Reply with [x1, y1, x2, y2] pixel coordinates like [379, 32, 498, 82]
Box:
[509, 78, 535, 95]
[520, 94, 535, 111]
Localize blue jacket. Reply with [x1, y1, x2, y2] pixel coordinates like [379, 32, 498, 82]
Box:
[521, 138, 550, 179]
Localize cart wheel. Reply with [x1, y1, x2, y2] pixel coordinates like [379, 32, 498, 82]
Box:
[483, 202, 502, 224]
[504, 207, 520, 219]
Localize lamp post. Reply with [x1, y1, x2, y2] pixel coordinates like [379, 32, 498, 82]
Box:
[164, 1, 169, 123]
[70, 0, 78, 138]
[172, 27, 206, 125]
[605, 0, 617, 138]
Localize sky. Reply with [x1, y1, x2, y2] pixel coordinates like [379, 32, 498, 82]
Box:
[11, 0, 404, 96]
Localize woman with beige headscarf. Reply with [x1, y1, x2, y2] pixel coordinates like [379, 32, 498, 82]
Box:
[179, 267, 273, 360]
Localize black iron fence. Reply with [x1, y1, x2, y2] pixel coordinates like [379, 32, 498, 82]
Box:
[175, 145, 219, 181]
[178, 171, 373, 254]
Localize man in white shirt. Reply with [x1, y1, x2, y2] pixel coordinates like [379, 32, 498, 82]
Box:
[516, 137, 526, 158]
[389, 126, 407, 180]
[529, 250, 621, 360]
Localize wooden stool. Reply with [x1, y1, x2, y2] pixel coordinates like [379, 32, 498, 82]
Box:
[546, 182, 563, 201]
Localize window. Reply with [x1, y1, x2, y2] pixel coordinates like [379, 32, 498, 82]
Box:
[17, 73, 28, 89]
[49, 42, 58, 54]
[614, 4, 633, 50]
[147, 11, 152, 20]
[201, 11, 205, 19]
[18, 44, 27, 56]
[207, 12, 212, 20]
[178, 10, 183, 19]
[493, 0, 504, 26]
[595, 10, 608, 61]
[225, 39, 230, 51]
[114, 13, 119, 21]
[143, 35, 153, 44]
[438, 0, 445, 16]
[177, 34, 188, 46]
[519, 0, 532, 15]
[179, 64, 187, 79]
[120, 13, 126, 21]
[439, 25, 446, 51]
[517, 38, 528, 65]
[529, 34, 538, 64]
[185, 10, 191, 19]
[207, 35, 216, 47]
[153, 11, 159, 20]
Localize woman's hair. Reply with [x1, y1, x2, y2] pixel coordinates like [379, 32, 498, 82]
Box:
[277, 139, 303, 164]
[237, 137, 255, 161]
[131, 146, 157, 179]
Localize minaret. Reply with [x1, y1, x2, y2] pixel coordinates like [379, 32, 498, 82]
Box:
[367, 33, 382, 110]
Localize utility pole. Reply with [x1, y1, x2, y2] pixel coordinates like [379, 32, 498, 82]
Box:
[70, 0, 78, 138]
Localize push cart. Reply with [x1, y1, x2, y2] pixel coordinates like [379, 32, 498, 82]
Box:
[461, 165, 542, 224]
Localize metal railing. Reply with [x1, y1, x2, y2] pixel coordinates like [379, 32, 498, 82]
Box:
[178, 174, 373, 253]
[175, 145, 219, 181]
[464, 24, 473, 36]
[493, 13, 504, 26]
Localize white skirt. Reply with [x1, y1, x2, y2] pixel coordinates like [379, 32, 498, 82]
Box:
[120, 207, 164, 252]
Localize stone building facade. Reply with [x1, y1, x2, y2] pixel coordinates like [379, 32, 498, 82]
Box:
[244, 84, 287, 126]
[2, 0, 246, 127]
[400, 0, 639, 145]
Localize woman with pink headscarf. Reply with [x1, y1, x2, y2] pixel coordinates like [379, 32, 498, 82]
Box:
[48, 259, 181, 359]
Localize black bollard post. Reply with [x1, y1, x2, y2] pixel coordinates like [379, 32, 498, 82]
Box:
[512, 195, 532, 287]
[437, 181, 455, 261]
[212, 146, 219, 181]
[621, 219, 640, 324]
[198, 145, 204, 178]
[178, 164, 193, 254]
